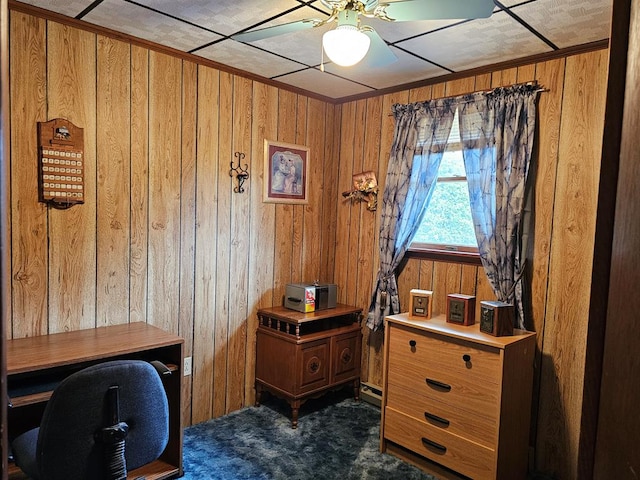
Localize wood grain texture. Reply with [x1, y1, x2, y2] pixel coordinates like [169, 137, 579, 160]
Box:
[96, 35, 130, 327]
[192, 65, 219, 424]
[129, 45, 149, 325]
[179, 59, 197, 426]
[536, 49, 608, 480]
[148, 51, 181, 336]
[594, 1, 640, 476]
[9, 11, 47, 338]
[272, 89, 297, 306]
[226, 75, 252, 414]
[245, 82, 278, 405]
[47, 21, 96, 334]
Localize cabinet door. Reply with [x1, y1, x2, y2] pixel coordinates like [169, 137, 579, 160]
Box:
[331, 331, 361, 384]
[297, 339, 330, 394]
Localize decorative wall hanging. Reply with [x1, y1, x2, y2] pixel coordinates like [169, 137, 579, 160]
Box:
[342, 171, 378, 211]
[37, 118, 84, 209]
[229, 151, 249, 193]
[263, 140, 309, 204]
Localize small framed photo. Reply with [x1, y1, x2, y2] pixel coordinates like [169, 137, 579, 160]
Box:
[263, 140, 309, 204]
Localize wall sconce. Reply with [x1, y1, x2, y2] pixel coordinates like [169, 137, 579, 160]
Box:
[342, 171, 378, 211]
[229, 152, 249, 193]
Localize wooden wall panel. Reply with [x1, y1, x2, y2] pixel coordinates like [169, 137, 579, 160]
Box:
[179, 59, 197, 425]
[273, 90, 297, 305]
[9, 12, 47, 339]
[245, 82, 278, 404]
[192, 65, 219, 424]
[46, 22, 96, 334]
[147, 51, 182, 335]
[226, 76, 252, 414]
[96, 35, 130, 327]
[536, 49, 608, 479]
[129, 45, 149, 325]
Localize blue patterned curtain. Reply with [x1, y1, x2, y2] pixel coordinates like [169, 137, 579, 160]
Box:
[458, 84, 539, 329]
[366, 99, 457, 331]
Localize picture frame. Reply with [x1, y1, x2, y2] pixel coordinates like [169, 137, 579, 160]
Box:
[263, 139, 309, 204]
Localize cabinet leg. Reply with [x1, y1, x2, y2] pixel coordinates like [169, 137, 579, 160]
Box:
[353, 378, 360, 401]
[290, 400, 300, 429]
[255, 383, 263, 407]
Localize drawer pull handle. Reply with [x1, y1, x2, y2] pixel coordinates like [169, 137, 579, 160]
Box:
[462, 354, 471, 362]
[421, 437, 447, 454]
[424, 411, 450, 427]
[409, 340, 417, 348]
[425, 378, 451, 391]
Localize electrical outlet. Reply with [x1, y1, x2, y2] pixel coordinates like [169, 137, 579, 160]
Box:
[183, 356, 192, 376]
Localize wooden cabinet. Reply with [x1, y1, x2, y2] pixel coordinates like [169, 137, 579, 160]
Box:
[255, 304, 362, 428]
[381, 313, 536, 480]
[6, 323, 184, 480]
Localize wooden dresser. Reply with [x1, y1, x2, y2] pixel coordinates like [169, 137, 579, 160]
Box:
[256, 304, 362, 428]
[381, 313, 536, 480]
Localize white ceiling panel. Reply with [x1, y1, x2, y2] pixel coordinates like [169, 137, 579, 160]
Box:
[510, 0, 612, 48]
[398, 10, 554, 72]
[16, 0, 93, 17]
[132, 0, 307, 36]
[276, 68, 374, 99]
[195, 39, 308, 79]
[83, 0, 222, 52]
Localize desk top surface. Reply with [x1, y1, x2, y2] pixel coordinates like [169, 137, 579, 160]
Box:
[6, 322, 183, 375]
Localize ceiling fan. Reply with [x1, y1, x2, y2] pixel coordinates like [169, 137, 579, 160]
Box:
[232, 0, 495, 68]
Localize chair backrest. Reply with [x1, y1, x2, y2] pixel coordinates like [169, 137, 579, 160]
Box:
[36, 360, 169, 480]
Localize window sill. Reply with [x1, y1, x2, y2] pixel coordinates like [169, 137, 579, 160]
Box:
[406, 247, 482, 266]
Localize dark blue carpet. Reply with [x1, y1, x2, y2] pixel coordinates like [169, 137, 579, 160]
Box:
[182, 391, 437, 480]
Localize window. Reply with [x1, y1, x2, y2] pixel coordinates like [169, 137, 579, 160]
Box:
[409, 109, 479, 261]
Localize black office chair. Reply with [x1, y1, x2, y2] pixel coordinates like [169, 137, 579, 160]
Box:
[11, 360, 170, 480]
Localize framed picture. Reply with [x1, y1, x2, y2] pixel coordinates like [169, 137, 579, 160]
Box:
[263, 139, 309, 204]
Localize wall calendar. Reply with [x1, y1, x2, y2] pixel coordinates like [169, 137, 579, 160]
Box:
[37, 118, 84, 208]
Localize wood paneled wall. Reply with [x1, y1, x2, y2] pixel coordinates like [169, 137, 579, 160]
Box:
[7, 7, 610, 479]
[7, 11, 337, 426]
[335, 52, 608, 479]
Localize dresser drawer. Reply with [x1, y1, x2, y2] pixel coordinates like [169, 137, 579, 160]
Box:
[386, 384, 497, 448]
[387, 325, 501, 417]
[384, 407, 495, 480]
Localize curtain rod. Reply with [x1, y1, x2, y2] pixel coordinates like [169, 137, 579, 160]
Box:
[387, 81, 549, 115]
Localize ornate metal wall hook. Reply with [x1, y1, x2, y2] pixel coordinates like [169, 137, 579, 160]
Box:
[229, 152, 249, 193]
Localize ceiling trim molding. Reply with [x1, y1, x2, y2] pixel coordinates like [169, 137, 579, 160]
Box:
[8, 0, 609, 105]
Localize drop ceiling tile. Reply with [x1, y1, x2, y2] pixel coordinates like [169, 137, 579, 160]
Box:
[398, 11, 553, 72]
[275, 68, 373, 99]
[510, 0, 612, 48]
[230, 6, 331, 66]
[324, 47, 450, 90]
[194, 39, 308, 79]
[16, 0, 93, 17]
[82, 0, 222, 52]
[133, 0, 308, 36]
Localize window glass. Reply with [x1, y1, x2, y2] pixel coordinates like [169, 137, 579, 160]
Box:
[410, 110, 478, 253]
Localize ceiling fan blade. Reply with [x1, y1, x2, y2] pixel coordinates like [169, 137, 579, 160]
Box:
[232, 19, 319, 43]
[358, 29, 397, 68]
[380, 0, 494, 21]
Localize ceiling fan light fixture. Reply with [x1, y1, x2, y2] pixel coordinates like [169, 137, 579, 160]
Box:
[322, 25, 371, 67]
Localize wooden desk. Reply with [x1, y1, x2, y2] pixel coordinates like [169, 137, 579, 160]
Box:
[6, 322, 184, 480]
[255, 304, 362, 428]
